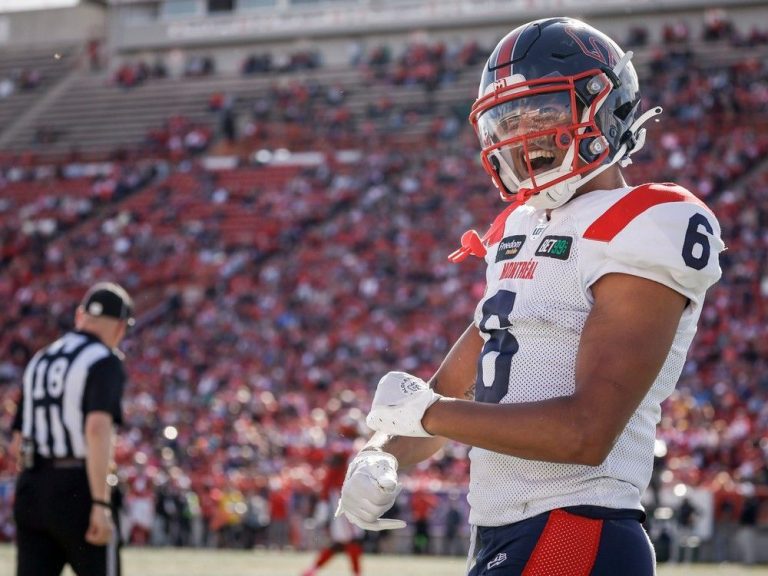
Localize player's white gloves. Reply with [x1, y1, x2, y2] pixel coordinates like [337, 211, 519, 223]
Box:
[366, 371, 442, 437]
[335, 450, 406, 531]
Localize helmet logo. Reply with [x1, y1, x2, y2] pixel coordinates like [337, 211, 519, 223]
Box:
[493, 78, 509, 92]
[564, 25, 617, 67]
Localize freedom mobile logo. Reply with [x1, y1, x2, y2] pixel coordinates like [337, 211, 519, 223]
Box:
[495, 235, 526, 262]
[535, 235, 573, 260]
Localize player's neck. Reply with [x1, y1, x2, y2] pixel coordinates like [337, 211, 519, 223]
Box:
[547, 168, 628, 220]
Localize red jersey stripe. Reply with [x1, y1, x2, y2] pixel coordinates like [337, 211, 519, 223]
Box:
[583, 183, 708, 242]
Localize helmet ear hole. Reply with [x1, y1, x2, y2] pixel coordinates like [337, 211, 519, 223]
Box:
[613, 98, 639, 121]
[489, 153, 502, 174]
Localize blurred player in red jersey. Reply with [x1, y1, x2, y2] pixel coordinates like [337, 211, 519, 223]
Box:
[301, 420, 365, 576]
[336, 17, 724, 576]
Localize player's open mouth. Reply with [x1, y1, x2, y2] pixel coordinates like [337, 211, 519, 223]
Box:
[516, 148, 557, 177]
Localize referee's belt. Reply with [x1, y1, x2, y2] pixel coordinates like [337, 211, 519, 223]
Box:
[35, 457, 86, 470]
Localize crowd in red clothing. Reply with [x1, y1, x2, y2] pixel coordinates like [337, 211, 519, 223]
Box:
[0, 29, 767, 560]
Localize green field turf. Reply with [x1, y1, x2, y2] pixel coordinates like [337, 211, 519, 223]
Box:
[0, 544, 763, 575]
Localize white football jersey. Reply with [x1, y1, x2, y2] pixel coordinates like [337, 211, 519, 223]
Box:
[467, 183, 723, 527]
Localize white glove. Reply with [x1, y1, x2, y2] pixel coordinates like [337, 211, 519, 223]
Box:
[335, 451, 406, 531]
[366, 371, 442, 437]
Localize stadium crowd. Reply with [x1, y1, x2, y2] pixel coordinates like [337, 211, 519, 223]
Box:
[1, 21, 768, 564]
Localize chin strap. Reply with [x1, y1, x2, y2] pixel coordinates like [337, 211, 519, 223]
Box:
[618, 105, 662, 167]
[614, 50, 633, 77]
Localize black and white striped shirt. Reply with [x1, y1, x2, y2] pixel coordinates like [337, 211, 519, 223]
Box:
[12, 330, 125, 459]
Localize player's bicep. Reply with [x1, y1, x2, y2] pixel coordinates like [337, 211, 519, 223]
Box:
[573, 273, 686, 458]
[428, 323, 483, 400]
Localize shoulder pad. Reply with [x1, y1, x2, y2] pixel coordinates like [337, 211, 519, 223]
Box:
[584, 186, 723, 305]
[583, 183, 711, 242]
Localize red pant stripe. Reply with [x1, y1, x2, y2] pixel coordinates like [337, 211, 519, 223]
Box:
[522, 509, 603, 576]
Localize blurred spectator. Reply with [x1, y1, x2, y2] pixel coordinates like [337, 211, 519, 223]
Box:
[626, 26, 649, 47]
[185, 55, 215, 77]
[267, 478, 292, 550]
[663, 21, 690, 44]
[410, 488, 438, 555]
[442, 492, 464, 556]
[735, 484, 759, 565]
[0, 77, 14, 98]
[703, 9, 734, 42]
[88, 38, 103, 72]
[242, 53, 273, 75]
[18, 69, 41, 91]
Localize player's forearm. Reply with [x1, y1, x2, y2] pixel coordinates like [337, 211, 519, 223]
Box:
[85, 415, 114, 502]
[363, 323, 482, 468]
[422, 394, 609, 466]
[364, 431, 447, 469]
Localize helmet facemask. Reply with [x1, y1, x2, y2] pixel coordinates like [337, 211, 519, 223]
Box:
[472, 69, 614, 210]
[449, 19, 664, 263]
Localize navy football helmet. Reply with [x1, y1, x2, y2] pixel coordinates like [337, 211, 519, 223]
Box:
[471, 17, 661, 209]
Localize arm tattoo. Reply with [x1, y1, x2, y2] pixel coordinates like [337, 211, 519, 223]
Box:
[431, 377, 476, 400]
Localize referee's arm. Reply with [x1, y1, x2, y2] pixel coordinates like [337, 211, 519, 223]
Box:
[10, 432, 21, 472]
[86, 411, 114, 504]
[85, 411, 115, 546]
[82, 353, 124, 507]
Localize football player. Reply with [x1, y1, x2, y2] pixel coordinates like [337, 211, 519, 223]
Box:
[336, 17, 723, 576]
[302, 421, 365, 576]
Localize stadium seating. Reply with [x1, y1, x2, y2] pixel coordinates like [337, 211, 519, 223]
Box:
[1, 30, 767, 559]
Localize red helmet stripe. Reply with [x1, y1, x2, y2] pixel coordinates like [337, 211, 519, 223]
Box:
[494, 28, 523, 81]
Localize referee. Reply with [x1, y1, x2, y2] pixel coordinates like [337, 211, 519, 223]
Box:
[10, 282, 134, 576]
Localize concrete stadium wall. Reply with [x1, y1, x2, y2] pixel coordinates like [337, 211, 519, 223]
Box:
[107, 0, 768, 53]
[0, 3, 106, 49]
[106, 2, 768, 74]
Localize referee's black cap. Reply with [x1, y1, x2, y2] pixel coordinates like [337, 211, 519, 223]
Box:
[80, 282, 135, 326]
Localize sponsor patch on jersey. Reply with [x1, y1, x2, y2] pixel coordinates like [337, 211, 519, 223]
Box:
[535, 235, 572, 260]
[495, 235, 526, 262]
[500, 259, 537, 280]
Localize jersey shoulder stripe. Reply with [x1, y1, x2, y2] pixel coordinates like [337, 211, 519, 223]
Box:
[583, 183, 709, 242]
